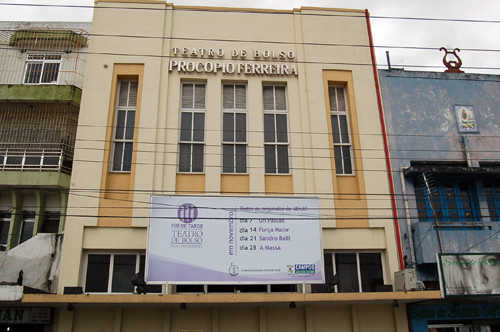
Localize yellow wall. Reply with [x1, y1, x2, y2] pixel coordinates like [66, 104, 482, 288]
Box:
[221, 174, 250, 194]
[98, 64, 144, 227]
[57, 3, 401, 328]
[55, 304, 410, 332]
[323, 70, 369, 228]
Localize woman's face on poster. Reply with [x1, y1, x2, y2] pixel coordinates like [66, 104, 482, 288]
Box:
[457, 255, 500, 294]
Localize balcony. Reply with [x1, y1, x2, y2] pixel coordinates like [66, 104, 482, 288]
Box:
[0, 25, 88, 90]
[0, 144, 72, 174]
[0, 103, 77, 186]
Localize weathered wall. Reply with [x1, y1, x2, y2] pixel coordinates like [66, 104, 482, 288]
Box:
[379, 69, 500, 275]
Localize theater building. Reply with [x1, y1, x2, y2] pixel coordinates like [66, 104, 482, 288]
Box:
[23, 1, 440, 331]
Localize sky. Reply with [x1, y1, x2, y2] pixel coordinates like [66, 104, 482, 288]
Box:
[0, 0, 499, 74]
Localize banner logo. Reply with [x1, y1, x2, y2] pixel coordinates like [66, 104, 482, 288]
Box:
[288, 264, 316, 275]
[177, 203, 198, 223]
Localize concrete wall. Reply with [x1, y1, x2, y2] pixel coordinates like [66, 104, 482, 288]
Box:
[379, 69, 500, 278]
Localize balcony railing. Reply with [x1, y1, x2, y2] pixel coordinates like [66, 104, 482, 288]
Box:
[0, 25, 89, 88]
[0, 144, 73, 174]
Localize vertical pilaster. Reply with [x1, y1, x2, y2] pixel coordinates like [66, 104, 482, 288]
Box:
[259, 306, 267, 332]
[7, 189, 22, 249]
[34, 189, 46, 234]
[393, 305, 409, 332]
[59, 190, 69, 232]
[305, 306, 314, 332]
[55, 308, 74, 332]
[113, 307, 122, 332]
[162, 307, 171, 332]
[351, 305, 359, 332]
[211, 308, 219, 332]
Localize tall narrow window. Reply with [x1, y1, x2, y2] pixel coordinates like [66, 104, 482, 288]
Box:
[222, 84, 247, 173]
[0, 212, 11, 250]
[179, 83, 206, 173]
[329, 86, 353, 175]
[24, 54, 62, 84]
[20, 211, 35, 244]
[263, 85, 289, 174]
[111, 80, 138, 172]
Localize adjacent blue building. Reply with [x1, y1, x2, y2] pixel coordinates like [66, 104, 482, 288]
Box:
[379, 69, 500, 331]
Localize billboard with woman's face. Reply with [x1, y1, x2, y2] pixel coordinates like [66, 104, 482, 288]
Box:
[437, 253, 500, 297]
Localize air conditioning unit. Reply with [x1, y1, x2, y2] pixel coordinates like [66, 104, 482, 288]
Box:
[394, 269, 418, 291]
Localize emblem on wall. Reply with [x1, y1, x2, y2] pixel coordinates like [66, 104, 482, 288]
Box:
[455, 105, 478, 133]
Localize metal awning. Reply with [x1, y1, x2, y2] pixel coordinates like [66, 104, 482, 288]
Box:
[404, 164, 500, 177]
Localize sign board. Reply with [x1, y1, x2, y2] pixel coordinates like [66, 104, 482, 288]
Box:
[0, 308, 52, 324]
[147, 196, 323, 284]
[437, 253, 500, 297]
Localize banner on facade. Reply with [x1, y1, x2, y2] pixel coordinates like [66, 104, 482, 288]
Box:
[437, 253, 500, 297]
[147, 196, 323, 284]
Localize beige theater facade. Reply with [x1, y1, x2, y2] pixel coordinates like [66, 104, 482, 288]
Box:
[22, 1, 441, 331]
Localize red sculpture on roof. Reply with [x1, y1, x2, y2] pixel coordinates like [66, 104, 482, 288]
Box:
[440, 47, 464, 73]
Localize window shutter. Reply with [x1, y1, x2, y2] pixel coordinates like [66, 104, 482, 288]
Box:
[263, 86, 274, 110]
[181, 84, 194, 109]
[275, 86, 286, 110]
[118, 82, 130, 106]
[194, 84, 206, 109]
[223, 84, 234, 109]
[336, 87, 346, 112]
[235, 85, 246, 109]
[128, 82, 138, 106]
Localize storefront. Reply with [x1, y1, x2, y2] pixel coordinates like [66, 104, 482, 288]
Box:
[409, 303, 500, 332]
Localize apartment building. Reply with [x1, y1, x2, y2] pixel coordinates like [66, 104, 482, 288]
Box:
[0, 21, 89, 330]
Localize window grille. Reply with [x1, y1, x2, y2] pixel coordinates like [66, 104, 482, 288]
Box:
[111, 81, 138, 172]
[414, 178, 480, 223]
[24, 54, 62, 84]
[222, 84, 247, 173]
[0, 104, 77, 173]
[329, 86, 353, 175]
[179, 83, 206, 173]
[263, 85, 289, 174]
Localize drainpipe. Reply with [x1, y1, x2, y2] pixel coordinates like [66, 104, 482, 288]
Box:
[400, 169, 416, 266]
[365, 10, 404, 270]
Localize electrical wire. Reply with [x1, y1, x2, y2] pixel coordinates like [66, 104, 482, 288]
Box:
[2, 45, 499, 72]
[0, 2, 499, 24]
[2, 28, 499, 54]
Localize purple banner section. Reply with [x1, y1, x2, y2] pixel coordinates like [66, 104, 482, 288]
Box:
[147, 196, 324, 284]
[148, 254, 323, 283]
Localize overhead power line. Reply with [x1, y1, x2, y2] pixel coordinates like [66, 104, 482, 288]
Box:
[0, 2, 499, 24]
[3, 28, 499, 54]
[2, 46, 499, 72]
